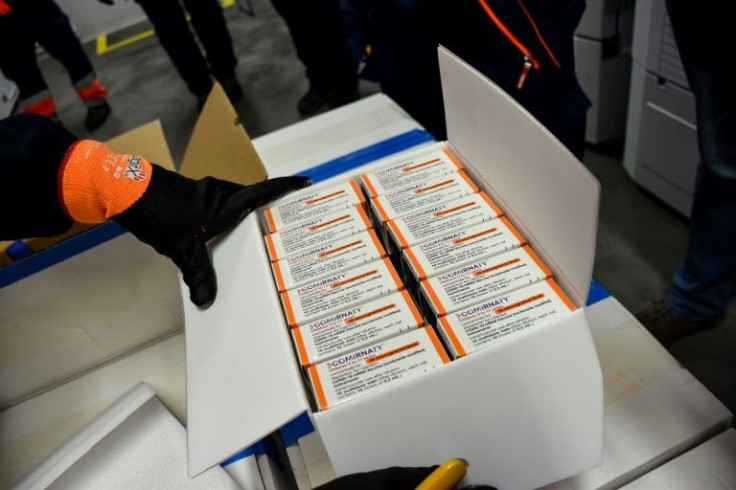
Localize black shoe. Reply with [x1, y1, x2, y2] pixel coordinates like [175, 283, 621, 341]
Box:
[297, 87, 333, 115]
[635, 301, 719, 346]
[333, 87, 360, 108]
[220, 77, 243, 103]
[84, 101, 111, 131]
[297, 86, 360, 116]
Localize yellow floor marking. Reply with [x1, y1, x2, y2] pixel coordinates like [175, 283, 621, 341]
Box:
[96, 0, 236, 56]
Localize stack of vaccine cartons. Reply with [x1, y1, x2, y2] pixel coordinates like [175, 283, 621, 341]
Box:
[360, 143, 576, 359]
[262, 178, 447, 412]
[261, 143, 576, 411]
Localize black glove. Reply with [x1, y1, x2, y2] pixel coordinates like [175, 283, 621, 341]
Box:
[97, 0, 114, 4]
[315, 466, 438, 490]
[112, 164, 311, 308]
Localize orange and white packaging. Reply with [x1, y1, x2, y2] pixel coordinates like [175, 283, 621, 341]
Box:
[420, 245, 551, 324]
[387, 192, 503, 252]
[403, 217, 526, 285]
[437, 279, 576, 358]
[271, 229, 386, 292]
[370, 171, 479, 224]
[279, 257, 404, 328]
[264, 205, 372, 262]
[263, 181, 365, 233]
[291, 290, 424, 367]
[360, 147, 463, 198]
[306, 326, 449, 411]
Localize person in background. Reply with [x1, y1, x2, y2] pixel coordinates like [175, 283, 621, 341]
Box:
[270, 0, 359, 115]
[367, 0, 590, 160]
[0, 112, 310, 308]
[0, 0, 111, 130]
[340, 0, 380, 83]
[98, 0, 243, 108]
[636, 0, 736, 345]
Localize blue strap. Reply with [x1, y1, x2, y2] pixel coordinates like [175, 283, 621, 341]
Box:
[297, 129, 435, 183]
[6, 241, 34, 261]
[586, 278, 611, 306]
[220, 440, 267, 467]
[0, 222, 126, 289]
[279, 411, 315, 447]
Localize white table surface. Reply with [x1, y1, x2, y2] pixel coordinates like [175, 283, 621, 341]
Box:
[621, 429, 736, 489]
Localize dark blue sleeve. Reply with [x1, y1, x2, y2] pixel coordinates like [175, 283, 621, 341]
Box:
[0, 113, 77, 239]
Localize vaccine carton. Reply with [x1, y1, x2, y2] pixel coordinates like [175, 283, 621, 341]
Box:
[386, 192, 503, 255]
[360, 147, 463, 198]
[306, 326, 449, 411]
[370, 171, 479, 223]
[402, 217, 526, 294]
[271, 229, 386, 292]
[263, 181, 365, 233]
[436, 279, 576, 358]
[279, 258, 404, 328]
[291, 290, 424, 367]
[369, 171, 479, 246]
[419, 245, 552, 325]
[264, 205, 373, 262]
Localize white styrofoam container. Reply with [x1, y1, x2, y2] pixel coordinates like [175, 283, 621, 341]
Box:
[182, 48, 602, 490]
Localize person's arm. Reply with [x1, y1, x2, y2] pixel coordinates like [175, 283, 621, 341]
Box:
[0, 113, 310, 307]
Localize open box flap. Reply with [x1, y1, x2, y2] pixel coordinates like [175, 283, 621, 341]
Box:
[312, 311, 603, 489]
[107, 119, 175, 171]
[439, 47, 600, 304]
[179, 82, 267, 185]
[184, 215, 310, 477]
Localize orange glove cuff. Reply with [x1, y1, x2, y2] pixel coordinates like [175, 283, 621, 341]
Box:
[58, 139, 152, 223]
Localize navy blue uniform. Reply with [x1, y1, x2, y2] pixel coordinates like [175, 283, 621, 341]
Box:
[370, 0, 590, 158]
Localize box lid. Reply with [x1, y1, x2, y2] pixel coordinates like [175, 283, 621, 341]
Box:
[438, 46, 599, 305]
[183, 48, 600, 477]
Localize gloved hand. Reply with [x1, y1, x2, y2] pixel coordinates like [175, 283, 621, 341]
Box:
[315, 465, 438, 490]
[313, 459, 497, 490]
[112, 164, 311, 308]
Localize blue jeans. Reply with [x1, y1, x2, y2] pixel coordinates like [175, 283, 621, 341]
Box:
[666, 41, 736, 321]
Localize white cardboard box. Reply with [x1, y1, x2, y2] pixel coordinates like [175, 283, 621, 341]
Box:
[182, 48, 603, 490]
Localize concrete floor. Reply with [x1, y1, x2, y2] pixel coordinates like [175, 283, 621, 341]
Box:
[33, 0, 734, 420]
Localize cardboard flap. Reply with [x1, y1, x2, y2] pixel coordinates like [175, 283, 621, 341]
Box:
[106, 119, 175, 171]
[183, 215, 310, 477]
[438, 47, 600, 304]
[179, 83, 268, 185]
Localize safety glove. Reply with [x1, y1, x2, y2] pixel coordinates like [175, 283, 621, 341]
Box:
[58, 139, 311, 308]
[114, 166, 311, 307]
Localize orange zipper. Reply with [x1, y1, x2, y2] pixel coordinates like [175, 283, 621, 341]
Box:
[477, 0, 561, 89]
